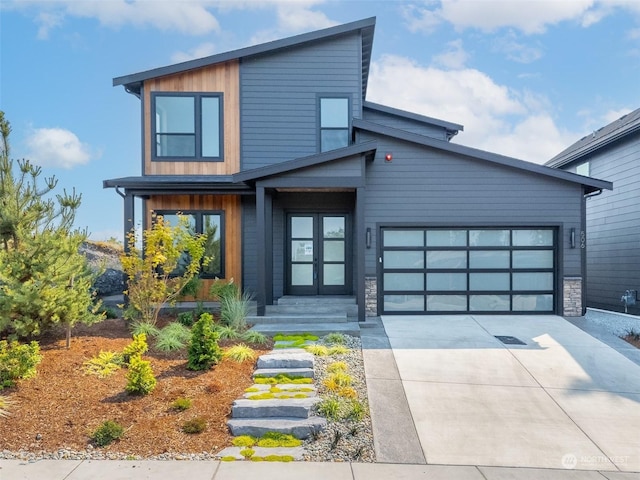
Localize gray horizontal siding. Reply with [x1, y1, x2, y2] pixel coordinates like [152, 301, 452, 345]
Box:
[240, 33, 362, 170]
[362, 109, 448, 140]
[579, 135, 640, 313]
[361, 136, 583, 278]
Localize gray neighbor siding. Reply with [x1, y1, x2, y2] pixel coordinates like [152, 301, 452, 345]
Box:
[359, 134, 583, 279]
[240, 33, 363, 171]
[362, 108, 449, 140]
[570, 138, 640, 314]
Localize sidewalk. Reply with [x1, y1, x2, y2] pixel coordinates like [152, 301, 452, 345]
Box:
[2, 459, 637, 479]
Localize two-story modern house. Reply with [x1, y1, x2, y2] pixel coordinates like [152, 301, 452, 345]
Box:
[547, 108, 639, 315]
[104, 17, 612, 321]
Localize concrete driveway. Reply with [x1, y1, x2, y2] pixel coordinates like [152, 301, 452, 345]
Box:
[380, 315, 640, 472]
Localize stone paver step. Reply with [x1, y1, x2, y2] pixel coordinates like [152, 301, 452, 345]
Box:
[253, 367, 314, 379]
[215, 446, 306, 461]
[247, 314, 348, 324]
[227, 416, 327, 439]
[257, 351, 315, 370]
[243, 384, 317, 399]
[252, 322, 361, 337]
[232, 397, 320, 419]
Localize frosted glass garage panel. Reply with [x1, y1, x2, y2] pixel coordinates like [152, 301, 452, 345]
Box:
[470, 295, 510, 311]
[512, 250, 553, 269]
[513, 294, 553, 311]
[384, 230, 424, 247]
[384, 273, 424, 291]
[469, 251, 510, 269]
[426, 230, 467, 246]
[470, 273, 510, 291]
[427, 273, 466, 291]
[469, 230, 510, 246]
[512, 272, 553, 291]
[427, 251, 467, 269]
[384, 295, 424, 311]
[384, 251, 424, 269]
[513, 229, 553, 246]
[427, 295, 467, 311]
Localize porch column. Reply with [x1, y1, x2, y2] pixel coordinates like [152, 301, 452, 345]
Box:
[356, 186, 366, 322]
[256, 186, 267, 316]
[123, 191, 135, 254]
[265, 191, 273, 306]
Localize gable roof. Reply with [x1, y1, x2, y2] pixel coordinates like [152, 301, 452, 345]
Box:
[353, 119, 612, 194]
[546, 107, 640, 168]
[363, 101, 463, 138]
[113, 17, 376, 98]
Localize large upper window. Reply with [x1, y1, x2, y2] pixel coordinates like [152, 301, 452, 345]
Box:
[156, 211, 224, 278]
[152, 93, 223, 160]
[319, 97, 349, 152]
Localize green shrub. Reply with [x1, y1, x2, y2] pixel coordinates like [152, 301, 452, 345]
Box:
[92, 420, 124, 447]
[187, 313, 222, 371]
[215, 325, 241, 341]
[156, 322, 191, 352]
[241, 330, 268, 345]
[0, 394, 16, 417]
[328, 345, 349, 356]
[170, 397, 192, 411]
[122, 333, 149, 365]
[125, 355, 157, 395]
[83, 351, 123, 378]
[231, 435, 256, 447]
[129, 321, 160, 339]
[317, 396, 343, 421]
[220, 292, 253, 330]
[177, 311, 195, 327]
[0, 340, 42, 388]
[347, 399, 368, 421]
[223, 344, 255, 363]
[240, 447, 255, 459]
[182, 417, 207, 434]
[98, 306, 120, 319]
[323, 332, 346, 345]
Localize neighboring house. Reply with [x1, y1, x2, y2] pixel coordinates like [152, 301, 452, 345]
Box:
[547, 108, 640, 315]
[104, 17, 611, 321]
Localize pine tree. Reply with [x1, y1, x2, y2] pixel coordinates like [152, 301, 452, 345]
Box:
[0, 111, 103, 340]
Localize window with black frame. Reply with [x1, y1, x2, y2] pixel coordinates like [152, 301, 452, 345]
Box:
[156, 212, 224, 278]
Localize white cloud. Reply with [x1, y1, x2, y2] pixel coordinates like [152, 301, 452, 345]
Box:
[493, 31, 543, 63]
[433, 39, 469, 69]
[16, 0, 220, 37]
[367, 54, 578, 164]
[602, 107, 633, 124]
[403, 0, 604, 35]
[25, 127, 94, 169]
[171, 42, 217, 63]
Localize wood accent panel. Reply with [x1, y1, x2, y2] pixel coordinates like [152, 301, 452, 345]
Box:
[146, 195, 242, 298]
[143, 61, 240, 176]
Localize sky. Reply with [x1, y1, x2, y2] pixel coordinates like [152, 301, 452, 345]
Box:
[1, 0, 639, 242]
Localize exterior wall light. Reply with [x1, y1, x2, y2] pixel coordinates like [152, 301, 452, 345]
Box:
[366, 227, 371, 249]
[570, 227, 576, 248]
[384, 153, 393, 162]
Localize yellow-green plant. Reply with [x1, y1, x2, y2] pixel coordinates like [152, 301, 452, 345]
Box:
[187, 313, 222, 371]
[125, 355, 156, 395]
[256, 432, 301, 448]
[122, 333, 148, 365]
[83, 351, 123, 378]
[240, 447, 255, 459]
[304, 344, 329, 356]
[182, 417, 207, 434]
[223, 344, 256, 363]
[0, 340, 42, 388]
[120, 214, 209, 327]
[326, 361, 348, 373]
[170, 397, 192, 411]
[328, 345, 349, 356]
[92, 420, 124, 447]
[232, 435, 256, 447]
[0, 394, 16, 417]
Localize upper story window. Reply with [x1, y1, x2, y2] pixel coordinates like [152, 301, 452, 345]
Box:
[152, 93, 223, 161]
[576, 161, 590, 176]
[319, 96, 350, 152]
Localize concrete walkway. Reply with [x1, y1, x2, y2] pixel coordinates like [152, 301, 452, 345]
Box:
[378, 315, 640, 472]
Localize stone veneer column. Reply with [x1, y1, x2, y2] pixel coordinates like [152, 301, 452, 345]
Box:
[563, 277, 583, 316]
[365, 276, 377, 317]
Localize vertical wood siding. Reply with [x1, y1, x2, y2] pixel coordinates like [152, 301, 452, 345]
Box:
[143, 61, 240, 175]
[146, 194, 242, 295]
[240, 33, 362, 171]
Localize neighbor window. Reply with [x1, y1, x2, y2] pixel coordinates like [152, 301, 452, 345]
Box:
[153, 93, 222, 160]
[319, 97, 349, 152]
[576, 161, 590, 176]
[155, 211, 224, 278]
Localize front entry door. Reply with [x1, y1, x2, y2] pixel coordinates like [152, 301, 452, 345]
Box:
[287, 213, 351, 295]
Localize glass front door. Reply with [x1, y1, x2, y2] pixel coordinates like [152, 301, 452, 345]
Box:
[287, 213, 350, 295]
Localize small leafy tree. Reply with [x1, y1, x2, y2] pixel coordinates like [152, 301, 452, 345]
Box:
[187, 313, 222, 371]
[120, 214, 208, 327]
[0, 111, 102, 341]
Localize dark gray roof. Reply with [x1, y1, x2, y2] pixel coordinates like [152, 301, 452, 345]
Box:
[363, 101, 463, 134]
[113, 17, 376, 98]
[233, 141, 377, 183]
[546, 107, 640, 168]
[354, 119, 612, 194]
[102, 175, 251, 194]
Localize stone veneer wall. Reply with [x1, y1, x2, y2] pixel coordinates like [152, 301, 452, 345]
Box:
[365, 276, 377, 317]
[563, 277, 583, 317]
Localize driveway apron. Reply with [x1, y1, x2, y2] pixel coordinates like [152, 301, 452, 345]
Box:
[381, 315, 640, 472]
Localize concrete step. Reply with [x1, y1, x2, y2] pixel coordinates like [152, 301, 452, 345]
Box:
[227, 417, 327, 439]
[251, 322, 361, 337]
[253, 367, 314, 379]
[232, 398, 320, 419]
[257, 351, 315, 370]
[266, 304, 358, 316]
[276, 296, 356, 306]
[216, 446, 306, 461]
[247, 314, 348, 324]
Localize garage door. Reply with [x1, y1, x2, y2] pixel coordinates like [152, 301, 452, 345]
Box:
[380, 227, 556, 314]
